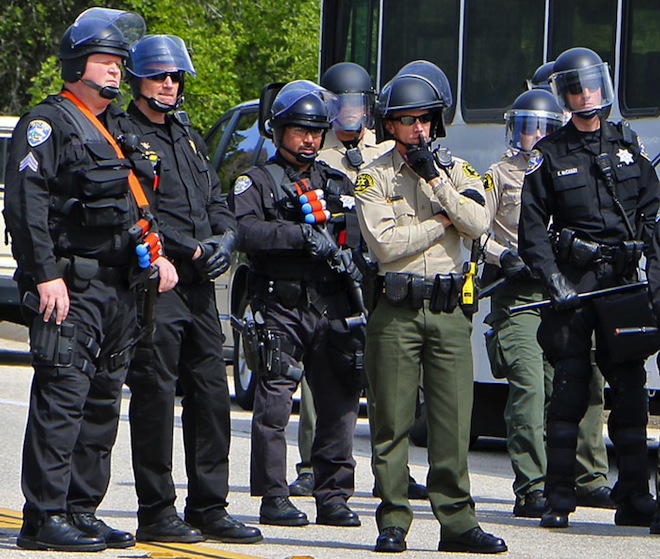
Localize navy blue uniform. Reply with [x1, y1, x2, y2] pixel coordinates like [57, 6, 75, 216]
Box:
[519, 118, 660, 512]
[4, 93, 141, 527]
[125, 103, 237, 525]
[230, 153, 361, 507]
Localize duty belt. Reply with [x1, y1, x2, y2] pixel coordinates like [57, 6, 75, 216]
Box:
[553, 229, 643, 270]
[380, 271, 464, 313]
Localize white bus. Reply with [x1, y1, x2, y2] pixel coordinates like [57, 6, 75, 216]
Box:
[209, 0, 660, 439]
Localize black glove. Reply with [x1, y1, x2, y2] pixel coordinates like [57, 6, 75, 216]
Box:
[406, 136, 440, 182]
[301, 224, 337, 260]
[337, 248, 363, 284]
[196, 230, 236, 280]
[499, 250, 532, 281]
[546, 272, 580, 311]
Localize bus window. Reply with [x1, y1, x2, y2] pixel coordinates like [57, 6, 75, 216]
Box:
[620, 0, 660, 117]
[462, 0, 544, 123]
[548, 0, 617, 71]
[320, 0, 379, 79]
[381, 0, 459, 123]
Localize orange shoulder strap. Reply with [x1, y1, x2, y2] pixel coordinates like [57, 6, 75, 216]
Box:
[60, 89, 150, 209]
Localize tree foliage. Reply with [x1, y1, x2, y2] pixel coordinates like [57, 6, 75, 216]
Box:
[0, 0, 320, 132]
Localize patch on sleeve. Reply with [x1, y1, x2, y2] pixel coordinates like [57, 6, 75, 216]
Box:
[483, 172, 494, 191]
[354, 173, 375, 195]
[233, 175, 252, 195]
[462, 162, 480, 179]
[19, 152, 39, 173]
[525, 149, 543, 175]
[26, 120, 52, 147]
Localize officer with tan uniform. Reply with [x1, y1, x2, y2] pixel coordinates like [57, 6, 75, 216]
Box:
[482, 88, 612, 518]
[355, 60, 506, 554]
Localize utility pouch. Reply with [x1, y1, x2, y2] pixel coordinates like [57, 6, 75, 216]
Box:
[592, 287, 660, 364]
[614, 240, 643, 274]
[569, 237, 599, 266]
[409, 276, 425, 309]
[242, 314, 264, 373]
[69, 256, 99, 292]
[445, 274, 461, 313]
[263, 330, 283, 380]
[30, 317, 76, 367]
[383, 272, 409, 305]
[273, 279, 303, 308]
[328, 318, 368, 390]
[429, 274, 450, 313]
[556, 228, 575, 262]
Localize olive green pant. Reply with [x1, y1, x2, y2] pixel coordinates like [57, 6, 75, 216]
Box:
[487, 281, 609, 499]
[366, 299, 477, 539]
[295, 376, 316, 476]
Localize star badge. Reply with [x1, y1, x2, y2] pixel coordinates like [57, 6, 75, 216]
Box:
[616, 148, 634, 165]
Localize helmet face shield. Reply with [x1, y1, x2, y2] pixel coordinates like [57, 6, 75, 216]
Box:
[67, 8, 145, 51]
[128, 35, 196, 78]
[333, 92, 374, 132]
[505, 109, 566, 152]
[551, 62, 614, 113]
[269, 80, 339, 130]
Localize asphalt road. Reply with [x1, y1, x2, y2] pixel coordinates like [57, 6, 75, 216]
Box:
[2, 324, 660, 558]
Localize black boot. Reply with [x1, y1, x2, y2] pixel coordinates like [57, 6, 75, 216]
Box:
[70, 512, 135, 549]
[259, 496, 308, 526]
[186, 508, 263, 543]
[17, 514, 106, 552]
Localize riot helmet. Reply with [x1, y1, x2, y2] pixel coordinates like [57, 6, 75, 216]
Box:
[550, 47, 614, 116]
[376, 60, 452, 143]
[265, 80, 339, 163]
[59, 8, 145, 99]
[127, 35, 196, 112]
[527, 61, 555, 91]
[321, 62, 375, 133]
[504, 89, 566, 153]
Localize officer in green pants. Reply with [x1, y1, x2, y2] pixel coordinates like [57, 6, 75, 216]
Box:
[355, 60, 506, 554]
[482, 88, 612, 518]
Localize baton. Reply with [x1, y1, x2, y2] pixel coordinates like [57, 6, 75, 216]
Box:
[509, 281, 648, 313]
[478, 276, 508, 300]
[615, 326, 659, 335]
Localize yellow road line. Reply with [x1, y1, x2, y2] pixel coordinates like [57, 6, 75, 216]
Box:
[0, 508, 279, 559]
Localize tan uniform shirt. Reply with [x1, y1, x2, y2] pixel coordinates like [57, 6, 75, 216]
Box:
[355, 146, 489, 277]
[318, 128, 393, 181]
[482, 151, 528, 265]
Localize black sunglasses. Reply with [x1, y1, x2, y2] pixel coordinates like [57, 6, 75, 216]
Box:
[147, 71, 184, 83]
[389, 113, 434, 125]
[566, 79, 601, 95]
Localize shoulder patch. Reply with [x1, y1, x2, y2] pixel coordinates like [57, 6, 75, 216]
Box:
[525, 149, 543, 175]
[354, 173, 375, 195]
[462, 162, 480, 179]
[233, 175, 253, 195]
[483, 172, 494, 191]
[27, 120, 52, 147]
[639, 140, 650, 161]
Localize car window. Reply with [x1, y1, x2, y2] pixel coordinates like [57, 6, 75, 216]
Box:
[217, 110, 263, 191]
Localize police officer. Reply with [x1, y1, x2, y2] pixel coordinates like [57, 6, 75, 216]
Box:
[230, 80, 363, 528]
[482, 88, 613, 518]
[355, 60, 507, 554]
[519, 47, 660, 528]
[286, 62, 408, 499]
[124, 35, 262, 544]
[4, 9, 178, 552]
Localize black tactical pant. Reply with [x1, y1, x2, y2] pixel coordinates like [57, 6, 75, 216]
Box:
[538, 296, 649, 513]
[127, 281, 230, 525]
[249, 283, 360, 507]
[21, 278, 136, 526]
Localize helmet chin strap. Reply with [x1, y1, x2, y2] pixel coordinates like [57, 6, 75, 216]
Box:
[573, 108, 599, 119]
[141, 93, 182, 114]
[281, 144, 318, 164]
[81, 79, 119, 100]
